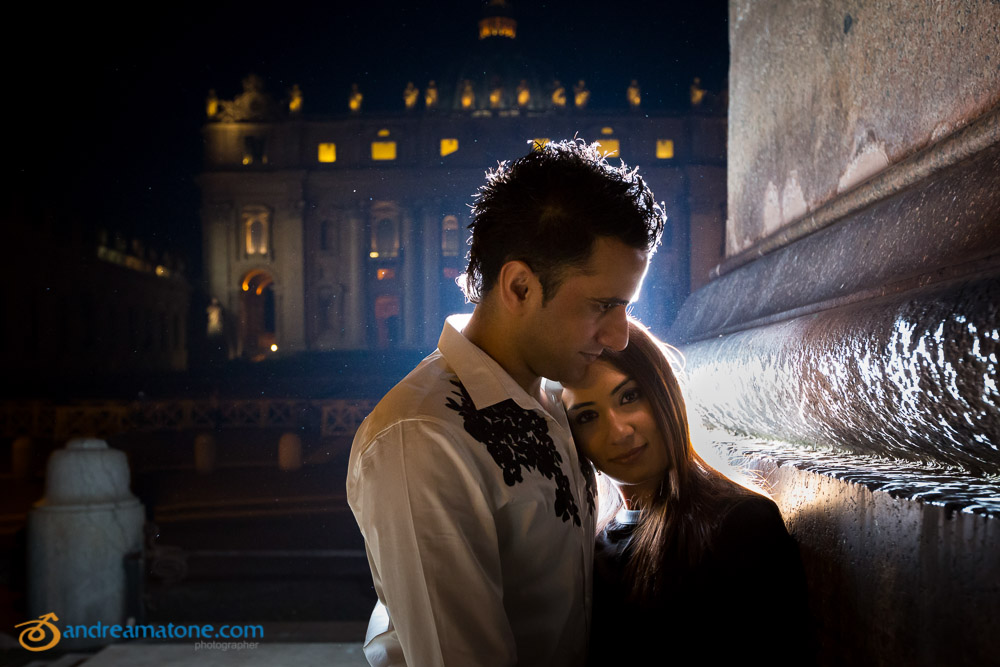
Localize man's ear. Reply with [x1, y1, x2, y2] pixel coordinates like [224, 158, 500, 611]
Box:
[495, 260, 540, 313]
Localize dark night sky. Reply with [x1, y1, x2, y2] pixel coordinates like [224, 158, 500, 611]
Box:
[10, 0, 728, 280]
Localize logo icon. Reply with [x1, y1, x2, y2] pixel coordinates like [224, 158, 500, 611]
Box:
[15, 612, 62, 652]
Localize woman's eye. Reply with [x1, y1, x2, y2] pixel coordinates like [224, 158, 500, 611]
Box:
[574, 410, 598, 425]
[621, 388, 640, 404]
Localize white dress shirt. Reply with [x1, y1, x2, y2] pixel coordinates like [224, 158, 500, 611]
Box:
[347, 315, 595, 666]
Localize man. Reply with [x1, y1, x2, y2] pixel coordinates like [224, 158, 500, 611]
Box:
[347, 139, 665, 666]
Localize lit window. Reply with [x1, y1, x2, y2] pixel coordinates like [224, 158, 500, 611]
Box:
[442, 216, 460, 256]
[318, 143, 337, 163]
[440, 138, 459, 157]
[443, 267, 460, 280]
[377, 268, 396, 281]
[377, 128, 391, 137]
[601, 126, 614, 135]
[242, 206, 271, 256]
[372, 141, 397, 160]
[656, 139, 675, 159]
[598, 139, 620, 157]
[531, 138, 550, 151]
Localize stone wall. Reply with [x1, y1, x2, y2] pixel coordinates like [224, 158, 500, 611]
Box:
[726, 0, 1000, 255]
[671, 1, 1000, 664]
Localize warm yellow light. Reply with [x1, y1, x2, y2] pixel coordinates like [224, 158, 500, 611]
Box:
[371, 141, 397, 160]
[242, 283, 250, 291]
[318, 143, 337, 163]
[377, 128, 390, 137]
[270, 344, 278, 352]
[440, 138, 459, 156]
[656, 139, 675, 159]
[531, 138, 550, 151]
[242, 156, 251, 165]
[155, 265, 167, 277]
[369, 251, 380, 258]
[478, 17, 517, 39]
[598, 139, 620, 157]
[377, 268, 396, 280]
[601, 126, 614, 135]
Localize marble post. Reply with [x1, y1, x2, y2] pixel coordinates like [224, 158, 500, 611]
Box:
[27, 438, 145, 649]
[194, 433, 216, 474]
[278, 433, 303, 471]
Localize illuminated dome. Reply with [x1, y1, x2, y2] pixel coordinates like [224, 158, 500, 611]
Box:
[448, 1, 553, 113]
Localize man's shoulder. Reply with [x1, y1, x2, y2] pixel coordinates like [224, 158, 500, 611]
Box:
[358, 349, 467, 439]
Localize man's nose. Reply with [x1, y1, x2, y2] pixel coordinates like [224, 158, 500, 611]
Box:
[597, 307, 629, 352]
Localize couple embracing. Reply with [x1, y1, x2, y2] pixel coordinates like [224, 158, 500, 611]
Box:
[347, 139, 811, 666]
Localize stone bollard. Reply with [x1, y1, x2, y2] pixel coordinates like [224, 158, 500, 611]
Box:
[278, 432, 303, 471]
[27, 438, 145, 649]
[194, 433, 216, 474]
[11, 436, 33, 478]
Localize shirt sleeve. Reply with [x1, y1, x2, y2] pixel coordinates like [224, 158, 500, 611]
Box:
[348, 418, 518, 667]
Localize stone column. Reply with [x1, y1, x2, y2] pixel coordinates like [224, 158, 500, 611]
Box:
[201, 201, 234, 311]
[421, 204, 442, 348]
[275, 193, 306, 352]
[342, 205, 367, 348]
[27, 438, 145, 649]
[401, 205, 422, 348]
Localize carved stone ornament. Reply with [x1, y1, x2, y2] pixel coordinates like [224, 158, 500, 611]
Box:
[215, 74, 278, 122]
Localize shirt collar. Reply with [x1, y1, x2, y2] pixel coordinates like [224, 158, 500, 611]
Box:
[438, 313, 552, 416]
[614, 507, 643, 525]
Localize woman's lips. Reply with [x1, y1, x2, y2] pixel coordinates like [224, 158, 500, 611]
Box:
[611, 442, 647, 464]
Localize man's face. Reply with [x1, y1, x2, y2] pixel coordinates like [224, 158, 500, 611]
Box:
[518, 237, 649, 385]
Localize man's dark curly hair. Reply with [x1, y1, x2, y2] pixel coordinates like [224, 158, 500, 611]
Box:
[462, 138, 666, 304]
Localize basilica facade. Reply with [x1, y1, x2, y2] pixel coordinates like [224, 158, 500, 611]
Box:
[199, 3, 726, 359]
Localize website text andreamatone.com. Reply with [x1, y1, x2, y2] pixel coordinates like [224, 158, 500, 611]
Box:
[63, 621, 264, 645]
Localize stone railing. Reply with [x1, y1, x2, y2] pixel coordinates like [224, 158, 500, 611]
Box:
[0, 398, 377, 441]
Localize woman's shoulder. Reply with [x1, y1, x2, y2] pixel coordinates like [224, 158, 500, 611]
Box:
[712, 491, 792, 557]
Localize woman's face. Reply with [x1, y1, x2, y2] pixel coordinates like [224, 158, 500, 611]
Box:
[562, 360, 670, 505]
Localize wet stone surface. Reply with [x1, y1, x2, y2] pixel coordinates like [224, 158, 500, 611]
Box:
[713, 436, 1000, 517]
[682, 272, 1000, 476]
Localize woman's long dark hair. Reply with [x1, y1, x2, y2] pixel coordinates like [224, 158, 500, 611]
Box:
[595, 319, 755, 603]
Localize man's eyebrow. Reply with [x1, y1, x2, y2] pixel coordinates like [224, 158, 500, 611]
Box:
[595, 297, 630, 307]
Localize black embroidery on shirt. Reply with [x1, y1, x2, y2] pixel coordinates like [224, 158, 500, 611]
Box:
[580, 457, 597, 516]
[444, 379, 582, 526]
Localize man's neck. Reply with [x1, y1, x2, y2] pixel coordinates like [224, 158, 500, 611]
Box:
[462, 305, 542, 398]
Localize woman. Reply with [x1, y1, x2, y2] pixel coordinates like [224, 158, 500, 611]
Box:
[562, 319, 813, 665]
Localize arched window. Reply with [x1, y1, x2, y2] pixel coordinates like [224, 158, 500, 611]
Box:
[442, 215, 460, 257]
[242, 205, 271, 256]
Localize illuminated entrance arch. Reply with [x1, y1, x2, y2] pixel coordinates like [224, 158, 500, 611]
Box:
[240, 269, 276, 360]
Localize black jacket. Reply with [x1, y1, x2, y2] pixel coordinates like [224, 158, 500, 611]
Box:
[588, 493, 815, 665]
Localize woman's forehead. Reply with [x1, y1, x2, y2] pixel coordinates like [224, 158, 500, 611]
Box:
[562, 360, 627, 396]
